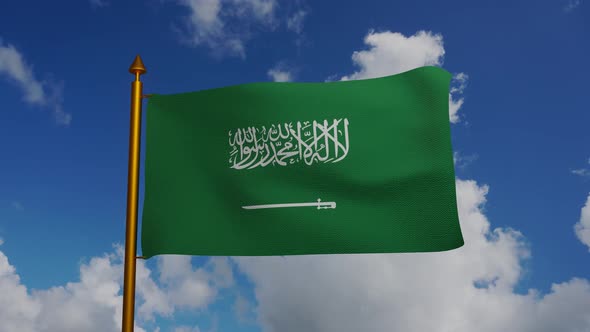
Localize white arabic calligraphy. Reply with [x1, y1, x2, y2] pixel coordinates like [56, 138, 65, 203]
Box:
[229, 118, 350, 170]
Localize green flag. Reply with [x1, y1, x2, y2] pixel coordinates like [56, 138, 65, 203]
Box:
[140, 66, 463, 258]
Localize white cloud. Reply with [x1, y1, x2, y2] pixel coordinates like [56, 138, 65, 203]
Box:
[0, 43, 44, 104]
[0, 246, 143, 332]
[234, 178, 590, 332]
[0, 246, 233, 332]
[454, 151, 478, 170]
[177, 0, 225, 47]
[233, 294, 255, 324]
[156, 255, 225, 309]
[574, 194, 590, 251]
[135, 257, 173, 321]
[571, 158, 590, 177]
[572, 168, 590, 177]
[233, 0, 275, 20]
[564, 0, 582, 12]
[174, 0, 277, 57]
[267, 68, 292, 82]
[338, 30, 467, 123]
[89, 0, 108, 8]
[174, 326, 201, 332]
[0, 250, 40, 332]
[286, 10, 307, 34]
[340, 30, 445, 81]
[0, 39, 71, 125]
[449, 72, 468, 123]
[11, 201, 23, 211]
[209, 256, 234, 288]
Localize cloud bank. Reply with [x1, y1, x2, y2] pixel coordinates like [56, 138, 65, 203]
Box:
[0, 245, 233, 332]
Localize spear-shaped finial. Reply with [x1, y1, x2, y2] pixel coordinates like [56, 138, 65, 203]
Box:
[128, 55, 146, 75]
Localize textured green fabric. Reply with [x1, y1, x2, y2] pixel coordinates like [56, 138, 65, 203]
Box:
[141, 66, 463, 258]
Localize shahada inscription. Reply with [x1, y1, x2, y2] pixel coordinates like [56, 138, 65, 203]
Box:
[229, 119, 350, 170]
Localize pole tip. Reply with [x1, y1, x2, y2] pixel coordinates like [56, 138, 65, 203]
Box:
[129, 55, 147, 75]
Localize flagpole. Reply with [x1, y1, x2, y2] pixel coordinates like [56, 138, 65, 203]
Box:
[122, 55, 146, 332]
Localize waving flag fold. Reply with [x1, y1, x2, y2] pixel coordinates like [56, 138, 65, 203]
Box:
[141, 66, 463, 258]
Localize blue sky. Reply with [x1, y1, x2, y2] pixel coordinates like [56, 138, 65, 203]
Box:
[1, 0, 589, 331]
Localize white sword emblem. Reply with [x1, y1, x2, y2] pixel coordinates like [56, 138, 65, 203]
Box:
[242, 198, 336, 210]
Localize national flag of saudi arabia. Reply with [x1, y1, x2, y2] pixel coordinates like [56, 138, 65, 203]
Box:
[140, 66, 464, 258]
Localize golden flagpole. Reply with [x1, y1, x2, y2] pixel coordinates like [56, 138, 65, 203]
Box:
[122, 55, 146, 332]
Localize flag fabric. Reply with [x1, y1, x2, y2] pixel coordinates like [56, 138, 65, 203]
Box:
[140, 66, 463, 258]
